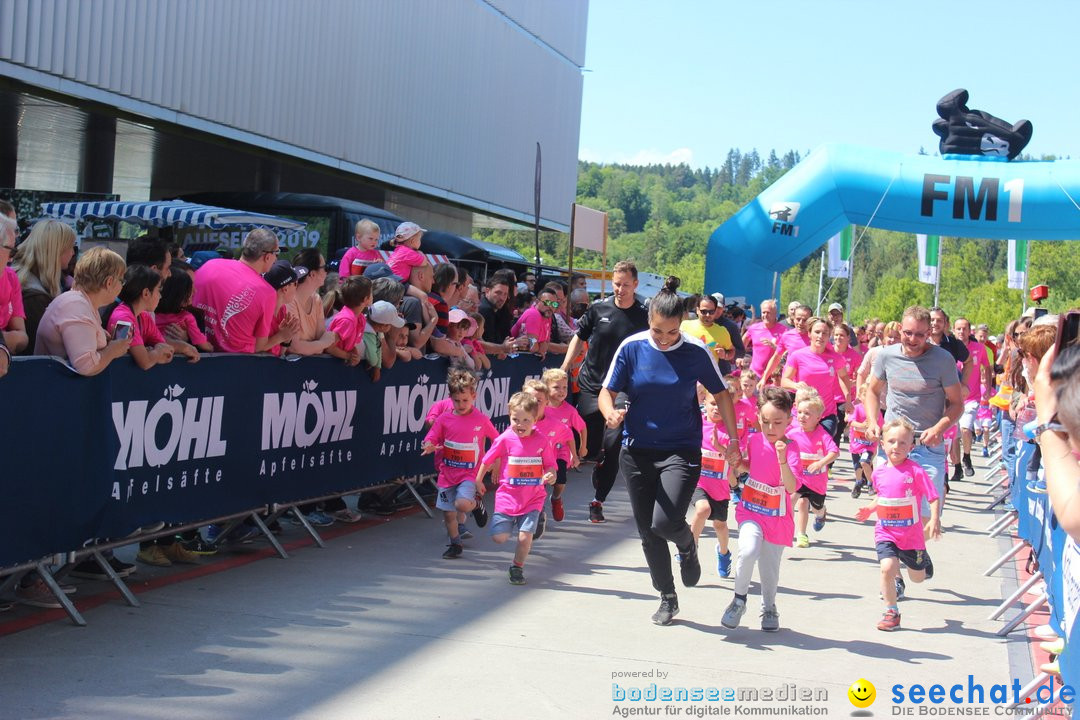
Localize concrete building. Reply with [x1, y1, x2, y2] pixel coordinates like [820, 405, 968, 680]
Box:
[0, 0, 587, 241]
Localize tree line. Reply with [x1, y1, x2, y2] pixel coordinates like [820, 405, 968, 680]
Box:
[475, 151, 1079, 331]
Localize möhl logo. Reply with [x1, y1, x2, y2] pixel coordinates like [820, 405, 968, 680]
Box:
[112, 384, 227, 470]
[262, 380, 357, 450]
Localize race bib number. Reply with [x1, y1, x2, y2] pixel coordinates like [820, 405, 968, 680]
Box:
[800, 452, 825, 476]
[506, 455, 543, 486]
[701, 449, 727, 480]
[443, 440, 479, 469]
[741, 478, 786, 517]
[851, 427, 866, 442]
[877, 495, 918, 527]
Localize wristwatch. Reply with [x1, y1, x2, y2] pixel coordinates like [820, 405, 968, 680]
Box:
[1033, 422, 1066, 441]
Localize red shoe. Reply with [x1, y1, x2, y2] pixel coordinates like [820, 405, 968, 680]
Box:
[877, 609, 901, 632]
[552, 498, 565, 521]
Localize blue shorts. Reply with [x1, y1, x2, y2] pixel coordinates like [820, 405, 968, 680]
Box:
[435, 481, 477, 512]
[490, 510, 541, 537]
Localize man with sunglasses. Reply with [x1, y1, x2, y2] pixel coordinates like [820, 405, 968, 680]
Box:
[193, 228, 299, 353]
[681, 294, 734, 374]
[511, 287, 560, 358]
[865, 305, 964, 522]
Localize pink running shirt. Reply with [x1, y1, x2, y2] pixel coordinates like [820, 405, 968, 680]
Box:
[482, 428, 556, 516]
[871, 458, 938, 550]
[192, 259, 275, 353]
[423, 408, 498, 488]
[735, 432, 801, 546]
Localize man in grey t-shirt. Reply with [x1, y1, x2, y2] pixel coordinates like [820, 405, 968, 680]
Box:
[865, 305, 964, 518]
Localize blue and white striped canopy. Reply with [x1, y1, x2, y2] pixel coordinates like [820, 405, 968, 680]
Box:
[39, 200, 306, 231]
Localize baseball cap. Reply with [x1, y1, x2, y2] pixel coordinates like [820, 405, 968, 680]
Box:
[363, 262, 397, 281]
[827, 302, 844, 313]
[448, 307, 477, 335]
[264, 260, 299, 290]
[393, 222, 426, 241]
[368, 300, 405, 328]
[711, 292, 725, 306]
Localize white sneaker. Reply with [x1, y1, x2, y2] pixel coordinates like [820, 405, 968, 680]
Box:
[721, 597, 747, 629]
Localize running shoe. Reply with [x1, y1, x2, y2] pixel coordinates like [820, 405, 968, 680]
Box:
[950, 466, 963, 485]
[1028, 478, 1048, 494]
[1040, 638, 1065, 656]
[442, 543, 463, 559]
[963, 455, 975, 477]
[306, 511, 334, 527]
[678, 548, 701, 587]
[760, 605, 780, 632]
[721, 597, 747, 629]
[895, 576, 906, 600]
[471, 498, 489, 528]
[182, 536, 219, 556]
[812, 510, 826, 533]
[877, 609, 901, 631]
[716, 548, 732, 578]
[589, 501, 605, 523]
[851, 479, 863, 499]
[162, 542, 200, 565]
[982, 446, 990, 458]
[458, 528, 474, 541]
[651, 594, 679, 626]
[534, 512, 547, 540]
[795, 533, 810, 548]
[551, 497, 565, 522]
[924, 554, 934, 580]
[508, 565, 526, 585]
[136, 545, 172, 567]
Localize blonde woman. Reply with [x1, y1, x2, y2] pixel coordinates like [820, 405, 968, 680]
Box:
[13, 219, 77, 353]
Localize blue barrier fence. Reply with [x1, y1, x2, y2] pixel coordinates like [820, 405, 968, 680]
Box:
[0, 353, 555, 569]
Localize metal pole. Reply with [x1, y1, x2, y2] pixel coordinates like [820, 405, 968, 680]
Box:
[815, 250, 825, 314]
[933, 236, 942, 308]
[533, 142, 542, 277]
[771, 271, 778, 302]
[846, 227, 855, 315]
[1021, 239, 1031, 313]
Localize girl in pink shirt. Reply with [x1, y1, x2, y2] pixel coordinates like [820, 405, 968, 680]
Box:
[386, 222, 432, 309]
[155, 266, 212, 352]
[722, 387, 800, 632]
[475, 392, 557, 586]
[787, 387, 839, 548]
[689, 393, 735, 577]
[107, 265, 175, 370]
[341, 219, 382, 277]
[523, 380, 576, 536]
[325, 276, 371, 366]
[856, 418, 941, 632]
[735, 370, 761, 452]
[847, 382, 881, 499]
[541, 368, 587, 522]
[468, 312, 491, 370]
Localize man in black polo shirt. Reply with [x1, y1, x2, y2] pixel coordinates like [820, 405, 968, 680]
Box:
[561, 260, 649, 523]
[478, 275, 516, 356]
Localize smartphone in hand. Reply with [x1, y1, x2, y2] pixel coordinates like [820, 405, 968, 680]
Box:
[113, 321, 133, 341]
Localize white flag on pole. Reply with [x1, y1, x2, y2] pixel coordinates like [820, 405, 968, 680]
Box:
[827, 226, 852, 279]
[1007, 239, 1028, 290]
[916, 234, 940, 285]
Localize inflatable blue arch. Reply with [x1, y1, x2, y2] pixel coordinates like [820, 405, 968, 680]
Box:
[704, 143, 1080, 303]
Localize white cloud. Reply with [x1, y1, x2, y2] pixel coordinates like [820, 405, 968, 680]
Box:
[579, 147, 695, 167]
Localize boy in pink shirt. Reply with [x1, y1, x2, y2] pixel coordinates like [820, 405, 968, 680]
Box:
[476, 392, 557, 586]
[848, 382, 881, 498]
[735, 370, 760, 452]
[542, 368, 587, 522]
[326, 276, 372, 366]
[722, 387, 801, 632]
[856, 418, 941, 632]
[689, 393, 735, 577]
[522, 380, 576, 540]
[788, 386, 839, 548]
[341, 219, 382, 276]
[422, 370, 498, 559]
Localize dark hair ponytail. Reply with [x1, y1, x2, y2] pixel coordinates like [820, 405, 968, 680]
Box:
[157, 266, 194, 314]
[117, 264, 162, 306]
[649, 276, 683, 320]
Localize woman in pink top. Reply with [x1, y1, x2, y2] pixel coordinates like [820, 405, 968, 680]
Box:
[782, 316, 851, 445]
[35, 247, 131, 376]
[0, 215, 28, 353]
[107, 265, 176, 370]
[831, 322, 863, 439]
[722, 387, 801, 632]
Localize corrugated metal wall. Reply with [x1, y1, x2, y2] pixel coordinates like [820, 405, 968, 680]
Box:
[0, 0, 585, 228]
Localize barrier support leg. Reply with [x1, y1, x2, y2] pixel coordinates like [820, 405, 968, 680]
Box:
[90, 550, 139, 608]
[287, 507, 326, 548]
[997, 592, 1047, 636]
[986, 492, 1011, 511]
[248, 513, 288, 560]
[984, 473, 1009, 495]
[402, 476, 435, 519]
[36, 562, 85, 627]
[985, 511, 1015, 535]
[989, 512, 1018, 539]
[984, 541, 1026, 577]
[988, 570, 1043, 621]
[1028, 687, 1062, 719]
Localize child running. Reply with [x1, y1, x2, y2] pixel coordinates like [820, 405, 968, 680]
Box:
[855, 418, 941, 632]
[541, 368, 587, 522]
[521, 379, 576, 539]
[789, 385, 839, 548]
[476, 392, 557, 585]
[422, 370, 498, 558]
[721, 386, 800, 632]
[735, 370, 761, 452]
[848, 382, 881, 499]
[689, 392, 734, 577]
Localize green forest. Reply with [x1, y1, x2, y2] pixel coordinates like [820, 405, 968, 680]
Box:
[475, 151, 1080, 332]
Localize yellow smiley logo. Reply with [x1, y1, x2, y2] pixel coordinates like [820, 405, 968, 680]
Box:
[848, 678, 876, 708]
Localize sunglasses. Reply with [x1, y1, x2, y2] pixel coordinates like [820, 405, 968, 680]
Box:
[698, 309, 715, 315]
[541, 299, 560, 308]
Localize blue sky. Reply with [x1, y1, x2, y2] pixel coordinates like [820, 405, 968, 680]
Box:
[579, 1, 1080, 168]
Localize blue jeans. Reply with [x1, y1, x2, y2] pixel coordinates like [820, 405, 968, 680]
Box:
[999, 415, 1018, 488]
[909, 442, 947, 517]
